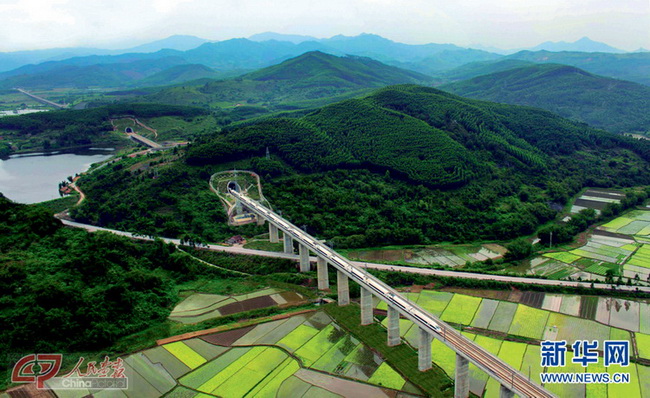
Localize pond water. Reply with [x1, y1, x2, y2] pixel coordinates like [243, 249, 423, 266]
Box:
[0, 148, 114, 204]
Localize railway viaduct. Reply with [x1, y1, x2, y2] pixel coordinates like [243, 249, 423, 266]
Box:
[229, 189, 556, 398]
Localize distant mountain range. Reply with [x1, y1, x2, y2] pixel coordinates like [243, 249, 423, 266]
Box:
[504, 50, 650, 86]
[442, 64, 650, 133]
[528, 37, 625, 53]
[0, 35, 212, 73]
[0, 33, 648, 91]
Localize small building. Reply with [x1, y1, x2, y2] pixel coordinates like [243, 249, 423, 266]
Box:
[226, 235, 246, 245]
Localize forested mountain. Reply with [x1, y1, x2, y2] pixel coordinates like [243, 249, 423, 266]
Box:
[137, 64, 221, 86]
[505, 50, 650, 86]
[244, 51, 431, 84]
[528, 37, 625, 53]
[0, 56, 192, 89]
[138, 51, 433, 111]
[442, 64, 650, 133]
[71, 85, 650, 248]
[436, 59, 533, 82]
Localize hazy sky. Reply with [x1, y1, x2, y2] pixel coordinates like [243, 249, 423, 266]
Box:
[1, 0, 648, 51]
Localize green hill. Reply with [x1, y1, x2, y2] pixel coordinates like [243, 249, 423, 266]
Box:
[0, 103, 209, 154]
[0, 56, 190, 89]
[72, 85, 650, 247]
[506, 50, 650, 86]
[441, 64, 650, 134]
[140, 51, 433, 112]
[134, 64, 221, 86]
[244, 51, 432, 85]
[436, 59, 533, 82]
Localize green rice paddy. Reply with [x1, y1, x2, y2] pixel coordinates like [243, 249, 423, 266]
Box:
[440, 294, 482, 325]
[163, 341, 208, 369]
[367, 362, 406, 390]
[603, 217, 635, 231]
[637, 333, 650, 359]
[543, 251, 581, 264]
[508, 305, 550, 339]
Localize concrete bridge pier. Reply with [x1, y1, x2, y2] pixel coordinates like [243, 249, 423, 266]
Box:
[299, 244, 310, 272]
[269, 224, 279, 243]
[418, 328, 433, 371]
[387, 305, 401, 346]
[337, 270, 350, 306]
[235, 200, 243, 215]
[283, 233, 293, 254]
[454, 354, 470, 398]
[499, 385, 515, 398]
[360, 287, 373, 325]
[317, 257, 329, 290]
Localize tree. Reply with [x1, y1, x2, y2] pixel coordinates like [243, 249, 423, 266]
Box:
[505, 238, 533, 261]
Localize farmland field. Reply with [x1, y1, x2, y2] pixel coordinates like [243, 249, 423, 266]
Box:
[543, 251, 581, 264]
[168, 287, 302, 324]
[470, 299, 499, 329]
[641, 303, 650, 334]
[83, 310, 421, 398]
[163, 341, 208, 369]
[545, 351, 586, 397]
[508, 305, 549, 339]
[608, 299, 640, 331]
[559, 295, 581, 317]
[637, 333, 650, 359]
[638, 365, 650, 398]
[544, 312, 610, 344]
[416, 290, 453, 316]
[580, 296, 599, 320]
[487, 301, 518, 333]
[608, 363, 641, 398]
[542, 294, 563, 312]
[603, 217, 635, 231]
[440, 294, 482, 325]
[586, 360, 608, 398]
[483, 340, 528, 398]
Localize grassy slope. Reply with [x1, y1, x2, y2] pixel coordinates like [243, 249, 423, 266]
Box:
[442, 64, 650, 133]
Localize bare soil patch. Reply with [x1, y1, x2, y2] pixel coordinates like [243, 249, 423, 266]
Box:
[200, 326, 255, 346]
[219, 295, 277, 316]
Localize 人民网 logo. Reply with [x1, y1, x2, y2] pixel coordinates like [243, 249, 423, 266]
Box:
[11, 354, 62, 389]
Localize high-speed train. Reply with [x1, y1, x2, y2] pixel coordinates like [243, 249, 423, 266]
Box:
[230, 189, 443, 334]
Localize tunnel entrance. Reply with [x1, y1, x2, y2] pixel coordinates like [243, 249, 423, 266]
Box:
[228, 181, 241, 192]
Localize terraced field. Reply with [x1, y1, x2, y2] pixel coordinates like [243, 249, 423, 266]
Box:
[386, 290, 650, 397]
[169, 288, 305, 324]
[346, 243, 506, 268]
[68, 310, 424, 398]
[570, 189, 624, 215]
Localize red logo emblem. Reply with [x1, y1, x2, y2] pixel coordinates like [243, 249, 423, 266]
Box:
[11, 354, 62, 389]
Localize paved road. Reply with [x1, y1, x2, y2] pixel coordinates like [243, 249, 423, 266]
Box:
[230, 190, 555, 398]
[127, 132, 162, 149]
[16, 88, 67, 109]
[58, 219, 650, 294]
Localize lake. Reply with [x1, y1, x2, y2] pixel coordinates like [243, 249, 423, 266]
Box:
[0, 148, 114, 204]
